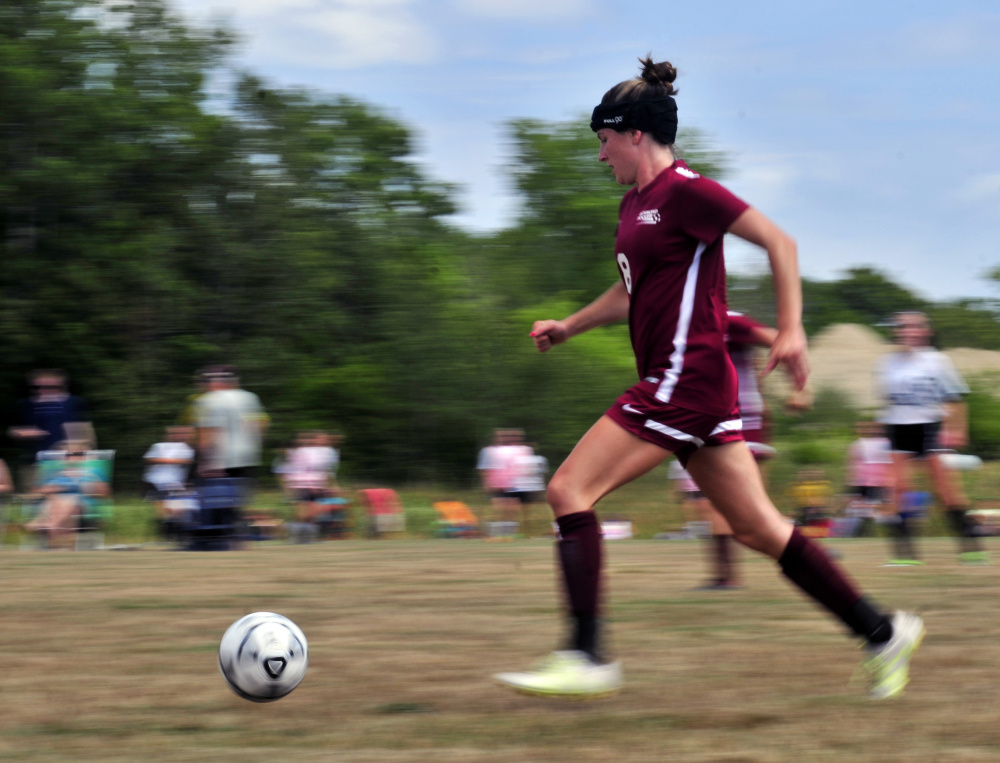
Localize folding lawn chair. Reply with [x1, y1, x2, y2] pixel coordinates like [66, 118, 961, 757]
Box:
[24, 449, 115, 550]
[357, 488, 406, 537]
[432, 501, 480, 538]
[185, 478, 245, 551]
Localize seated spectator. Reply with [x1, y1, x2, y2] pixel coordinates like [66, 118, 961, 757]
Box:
[144, 425, 196, 496]
[143, 425, 196, 539]
[282, 431, 347, 539]
[842, 420, 893, 537]
[787, 467, 834, 536]
[24, 444, 110, 548]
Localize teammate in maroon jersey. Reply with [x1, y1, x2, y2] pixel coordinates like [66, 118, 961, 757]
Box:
[494, 56, 923, 700]
[686, 310, 797, 590]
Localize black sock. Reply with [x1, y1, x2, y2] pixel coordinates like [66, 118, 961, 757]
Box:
[946, 507, 981, 553]
[556, 512, 603, 661]
[891, 515, 919, 560]
[780, 528, 891, 644]
[849, 600, 894, 645]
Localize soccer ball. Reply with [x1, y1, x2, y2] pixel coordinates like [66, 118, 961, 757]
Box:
[218, 612, 308, 702]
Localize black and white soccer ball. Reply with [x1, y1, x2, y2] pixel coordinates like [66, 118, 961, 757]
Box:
[219, 612, 308, 702]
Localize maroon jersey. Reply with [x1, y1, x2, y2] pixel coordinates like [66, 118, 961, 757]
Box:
[725, 310, 767, 424]
[615, 160, 749, 417]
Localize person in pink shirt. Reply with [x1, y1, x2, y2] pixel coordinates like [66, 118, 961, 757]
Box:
[494, 55, 922, 701]
[843, 420, 893, 540]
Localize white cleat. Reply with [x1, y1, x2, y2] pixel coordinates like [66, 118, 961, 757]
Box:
[863, 611, 925, 699]
[494, 650, 622, 700]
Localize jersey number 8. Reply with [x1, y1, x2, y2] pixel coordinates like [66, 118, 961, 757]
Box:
[617, 253, 632, 294]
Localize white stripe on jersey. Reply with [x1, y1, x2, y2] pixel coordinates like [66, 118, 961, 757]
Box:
[655, 240, 708, 403]
[644, 419, 705, 448]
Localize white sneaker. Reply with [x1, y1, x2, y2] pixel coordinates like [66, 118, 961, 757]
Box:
[862, 611, 925, 699]
[494, 650, 623, 699]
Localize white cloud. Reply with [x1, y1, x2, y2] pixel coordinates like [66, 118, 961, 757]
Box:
[452, 0, 597, 21]
[724, 153, 801, 215]
[954, 173, 1000, 205]
[173, 0, 438, 69]
[894, 13, 1000, 63]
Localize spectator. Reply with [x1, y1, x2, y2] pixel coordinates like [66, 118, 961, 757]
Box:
[508, 441, 549, 537]
[195, 365, 269, 481]
[843, 420, 893, 538]
[7, 369, 93, 491]
[477, 429, 520, 526]
[144, 425, 196, 496]
[194, 365, 269, 542]
[143, 425, 196, 539]
[282, 430, 342, 522]
[787, 467, 835, 534]
[24, 444, 109, 549]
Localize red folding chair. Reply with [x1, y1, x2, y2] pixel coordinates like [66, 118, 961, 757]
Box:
[357, 488, 406, 537]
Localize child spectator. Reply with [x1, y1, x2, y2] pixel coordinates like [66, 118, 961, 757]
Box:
[144, 426, 196, 497]
[143, 426, 196, 540]
[282, 431, 346, 539]
[787, 467, 835, 537]
[843, 420, 893, 537]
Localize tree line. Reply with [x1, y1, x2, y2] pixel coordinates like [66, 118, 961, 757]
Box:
[2, 0, 999, 487]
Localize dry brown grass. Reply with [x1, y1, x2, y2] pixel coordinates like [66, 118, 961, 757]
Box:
[2, 537, 999, 762]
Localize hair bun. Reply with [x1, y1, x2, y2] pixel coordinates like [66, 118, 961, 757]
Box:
[638, 55, 677, 95]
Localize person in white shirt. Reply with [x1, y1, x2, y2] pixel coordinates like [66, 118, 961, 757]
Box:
[508, 440, 549, 537]
[144, 425, 196, 540]
[875, 311, 985, 564]
[144, 426, 196, 496]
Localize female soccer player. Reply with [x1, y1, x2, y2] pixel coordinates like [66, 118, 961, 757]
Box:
[876, 310, 986, 565]
[494, 56, 923, 701]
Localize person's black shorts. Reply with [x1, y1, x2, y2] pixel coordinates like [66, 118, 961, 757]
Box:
[505, 490, 541, 505]
[848, 485, 888, 502]
[886, 422, 941, 457]
[293, 488, 326, 503]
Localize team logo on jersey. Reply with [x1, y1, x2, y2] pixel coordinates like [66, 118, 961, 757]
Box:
[637, 209, 660, 225]
[675, 166, 700, 179]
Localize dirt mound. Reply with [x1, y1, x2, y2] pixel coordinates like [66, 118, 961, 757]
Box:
[763, 323, 1000, 411]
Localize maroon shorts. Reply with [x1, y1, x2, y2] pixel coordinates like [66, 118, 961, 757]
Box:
[605, 380, 744, 467]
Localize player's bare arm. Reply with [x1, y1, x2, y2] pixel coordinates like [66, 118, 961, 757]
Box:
[728, 207, 809, 390]
[531, 280, 630, 353]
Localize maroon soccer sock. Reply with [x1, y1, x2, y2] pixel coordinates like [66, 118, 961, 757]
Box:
[556, 511, 603, 660]
[779, 528, 891, 645]
[712, 534, 735, 585]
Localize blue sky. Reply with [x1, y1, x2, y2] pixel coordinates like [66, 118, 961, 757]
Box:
[172, 0, 1000, 302]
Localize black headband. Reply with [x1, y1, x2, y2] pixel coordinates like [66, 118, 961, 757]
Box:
[589, 96, 678, 143]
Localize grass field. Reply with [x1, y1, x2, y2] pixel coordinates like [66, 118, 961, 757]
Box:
[2, 534, 999, 762]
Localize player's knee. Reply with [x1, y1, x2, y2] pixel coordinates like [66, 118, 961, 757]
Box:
[731, 519, 790, 558]
[546, 473, 587, 516]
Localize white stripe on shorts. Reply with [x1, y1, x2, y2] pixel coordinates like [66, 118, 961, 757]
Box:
[644, 419, 705, 449]
[709, 419, 743, 437]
